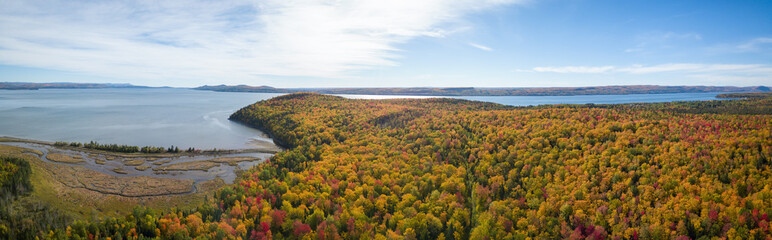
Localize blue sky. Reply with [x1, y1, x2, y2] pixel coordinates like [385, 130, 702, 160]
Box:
[1, 0, 770, 88]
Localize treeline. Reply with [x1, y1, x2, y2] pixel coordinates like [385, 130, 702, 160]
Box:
[0, 156, 37, 239]
[53, 141, 184, 153]
[28, 93, 772, 239]
[716, 92, 772, 99]
[0, 156, 32, 200]
[139, 145, 181, 154]
[0, 154, 84, 239]
[585, 94, 772, 115]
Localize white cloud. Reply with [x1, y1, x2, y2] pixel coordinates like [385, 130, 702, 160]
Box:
[688, 74, 772, 86]
[533, 66, 615, 73]
[529, 63, 771, 86]
[624, 48, 643, 53]
[532, 63, 768, 75]
[0, 0, 521, 86]
[635, 31, 702, 43]
[737, 37, 772, 51]
[618, 63, 764, 74]
[661, 32, 702, 41]
[469, 43, 493, 51]
[626, 31, 702, 54]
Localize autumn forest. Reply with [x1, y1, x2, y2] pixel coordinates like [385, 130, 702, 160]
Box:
[2, 92, 771, 239]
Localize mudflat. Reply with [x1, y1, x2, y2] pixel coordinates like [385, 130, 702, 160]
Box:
[209, 156, 259, 165]
[153, 160, 220, 171]
[41, 157, 193, 196]
[46, 153, 85, 163]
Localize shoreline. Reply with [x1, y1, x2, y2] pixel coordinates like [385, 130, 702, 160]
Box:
[0, 136, 282, 157]
[0, 137, 276, 184]
[228, 118, 292, 149]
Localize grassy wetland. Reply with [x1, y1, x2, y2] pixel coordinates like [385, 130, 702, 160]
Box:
[0, 135, 278, 236]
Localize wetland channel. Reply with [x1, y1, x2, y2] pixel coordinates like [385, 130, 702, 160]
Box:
[1, 139, 281, 196]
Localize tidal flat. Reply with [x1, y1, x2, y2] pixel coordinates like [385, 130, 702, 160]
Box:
[0, 136, 278, 184]
[45, 153, 85, 163]
[0, 137, 280, 220]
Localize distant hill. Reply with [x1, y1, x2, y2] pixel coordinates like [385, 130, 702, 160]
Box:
[195, 84, 770, 96]
[0, 82, 151, 90]
[195, 84, 282, 93]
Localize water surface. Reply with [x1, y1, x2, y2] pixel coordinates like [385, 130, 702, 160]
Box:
[0, 88, 281, 149]
[338, 92, 728, 106]
[1, 89, 729, 149]
[452, 92, 728, 106]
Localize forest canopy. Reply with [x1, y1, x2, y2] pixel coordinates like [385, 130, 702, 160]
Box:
[7, 93, 772, 239]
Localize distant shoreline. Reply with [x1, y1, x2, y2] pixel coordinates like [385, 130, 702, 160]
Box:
[3, 82, 768, 97]
[0, 82, 157, 90]
[195, 84, 769, 97]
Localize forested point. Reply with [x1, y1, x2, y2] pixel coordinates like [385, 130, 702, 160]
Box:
[5, 93, 772, 239]
[716, 92, 772, 100]
[573, 93, 772, 115]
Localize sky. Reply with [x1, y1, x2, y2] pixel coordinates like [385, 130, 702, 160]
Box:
[0, 0, 771, 88]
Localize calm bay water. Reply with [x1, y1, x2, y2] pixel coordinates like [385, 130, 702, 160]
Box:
[0, 88, 727, 149]
[451, 92, 727, 106]
[339, 92, 728, 106]
[0, 88, 282, 149]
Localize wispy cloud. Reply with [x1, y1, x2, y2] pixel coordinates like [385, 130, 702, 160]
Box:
[532, 63, 768, 74]
[625, 31, 702, 54]
[469, 43, 493, 51]
[737, 37, 772, 51]
[624, 48, 644, 53]
[688, 74, 772, 85]
[703, 37, 772, 56]
[533, 66, 615, 73]
[0, 0, 521, 86]
[529, 63, 771, 85]
[661, 32, 702, 41]
[532, 63, 772, 85]
[635, 31, 702, 43]
[619, 63, 765, 74]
